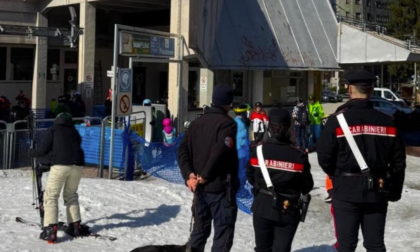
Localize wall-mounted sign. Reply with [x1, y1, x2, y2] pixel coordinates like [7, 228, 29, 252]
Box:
[120, 32, 175, 58]
[200, 77, 207, 91]
[150, 36, 175, 57]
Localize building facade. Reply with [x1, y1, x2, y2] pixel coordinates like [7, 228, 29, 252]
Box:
[0, 0, 339, 124]
[335, 0, 394, 25]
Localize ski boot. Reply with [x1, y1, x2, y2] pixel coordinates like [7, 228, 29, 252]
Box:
[39, 224, 58, 244]
[66, 221, 91, 238]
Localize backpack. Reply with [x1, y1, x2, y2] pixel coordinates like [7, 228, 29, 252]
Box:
[297, 106, 309, 126]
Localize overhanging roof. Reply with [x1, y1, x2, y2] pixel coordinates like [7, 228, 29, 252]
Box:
[338, 23, 420, 64]
[189, 0, 340, 71]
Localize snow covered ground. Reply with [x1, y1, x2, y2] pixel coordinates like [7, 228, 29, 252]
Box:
[0, 154, 419, 252]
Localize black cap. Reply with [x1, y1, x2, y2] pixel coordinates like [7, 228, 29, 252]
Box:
[212, 84, 234, 106]
[269, 108, 291, 126]
[255, 102, 262, 107]
[341, 69, 376, 86]
[233, 103, 249, 114]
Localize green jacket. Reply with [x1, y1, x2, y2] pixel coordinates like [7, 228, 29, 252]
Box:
[308, 102, 324, 125]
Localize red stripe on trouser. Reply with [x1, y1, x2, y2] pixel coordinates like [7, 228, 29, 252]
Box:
[331, 204, 339, 249]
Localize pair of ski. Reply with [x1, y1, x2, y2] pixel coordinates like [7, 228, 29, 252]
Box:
[15, 217, 117, 242]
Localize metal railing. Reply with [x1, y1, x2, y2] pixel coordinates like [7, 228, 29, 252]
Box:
[99, 112, 147, 179]
[337, 15, 420, 50]
[1, 112, 148, 181]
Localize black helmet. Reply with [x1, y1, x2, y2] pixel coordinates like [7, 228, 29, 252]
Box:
[55, 112, 73, 126]
[233, 103, 250, 115]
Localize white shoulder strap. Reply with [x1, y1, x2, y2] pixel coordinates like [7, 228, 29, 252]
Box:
[256, 145, 274, 189]
[337, 114, 369, 172]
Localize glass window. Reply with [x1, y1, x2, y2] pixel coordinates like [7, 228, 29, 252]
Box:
[373, 91, 381, 97]
[0, 47, 6, 80]
[290, 71, 303, 78]
[384, 91, 393, 99]
[356, 13, 362, 20]
[356, 0, 361, 5]
[273, 70, 288, 77]
[47, 49, 60, 81]
[232, 72, 244, 97]
[65, 51, 78, 64]
[11, 47, 34, 81]
[379, 101, 394, 108]
[263, 70, 272, 78]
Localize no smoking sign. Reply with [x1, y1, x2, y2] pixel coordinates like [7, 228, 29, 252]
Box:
[119, 95, 131, 114]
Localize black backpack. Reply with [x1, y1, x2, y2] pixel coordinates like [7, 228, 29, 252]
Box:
[297, 106, 309, 126]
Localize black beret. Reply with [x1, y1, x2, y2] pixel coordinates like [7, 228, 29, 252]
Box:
[212, 84, 234, 106]
[341, 69, 376, 86]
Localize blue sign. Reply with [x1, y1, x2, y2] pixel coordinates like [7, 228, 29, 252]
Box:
[119, 68, 132, 93]
[150, 36, 175, 57]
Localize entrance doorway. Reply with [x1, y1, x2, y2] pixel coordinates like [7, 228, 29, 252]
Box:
[159, 72, 168, 102]
[133, 67, 146, 104]
[64, 68, 78, 95]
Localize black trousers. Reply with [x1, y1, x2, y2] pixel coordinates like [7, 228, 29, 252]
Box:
[190, 189, 238, 252]
[253, 215, 299, 252]
[333, 199, 388, 252]
[254, 132, 265, 143]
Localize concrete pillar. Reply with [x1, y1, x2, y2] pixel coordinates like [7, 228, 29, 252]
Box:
[307, 71, 314, 96]
[313, 71, 322, 102]
[78, 1, 96, 116]
[199, 68, 214, 107]
[168, 0, 190, 127]
[31, 13, 48, 109]
[253, 70, 264, 104]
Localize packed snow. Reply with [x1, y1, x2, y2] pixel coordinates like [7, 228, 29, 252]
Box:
[0, 154, 419, 252]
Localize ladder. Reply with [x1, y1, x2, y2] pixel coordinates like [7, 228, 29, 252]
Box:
[94, 61, 103, 105]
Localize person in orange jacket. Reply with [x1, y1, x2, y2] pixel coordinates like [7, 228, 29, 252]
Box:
[325, 176, 333, 203]
[326, 176, 338, 249]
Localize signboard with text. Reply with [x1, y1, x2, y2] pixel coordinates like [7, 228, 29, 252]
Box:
[150, 36, 175, 57]
[130, 123, 145, 137]
[119, 32, 175, 58]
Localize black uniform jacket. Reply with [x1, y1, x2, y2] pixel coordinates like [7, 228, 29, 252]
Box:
[29, 116, 85, 166]
[247, 138, 314, 222]
[317, 99, 406, 202]
[178, 106, 239, 193]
